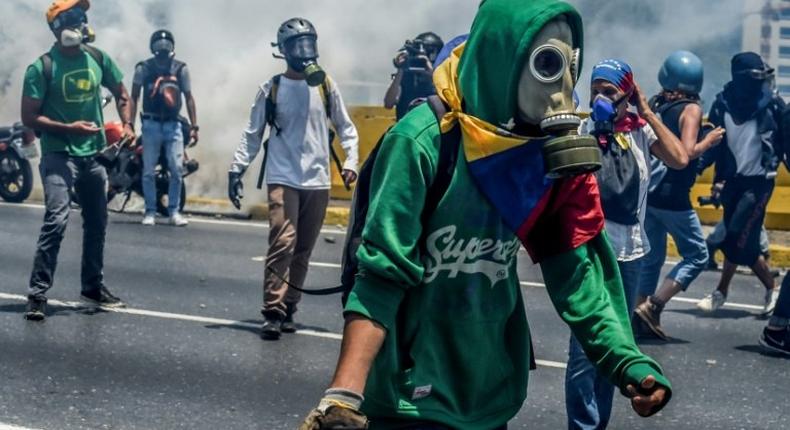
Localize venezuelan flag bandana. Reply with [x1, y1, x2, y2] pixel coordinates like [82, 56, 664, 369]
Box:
[433, 44, 605, 262]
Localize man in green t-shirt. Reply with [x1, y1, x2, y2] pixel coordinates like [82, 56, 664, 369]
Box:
[20, 0, 134, 321]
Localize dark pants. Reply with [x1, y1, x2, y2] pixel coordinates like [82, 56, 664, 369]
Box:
[720, 176, 774, 266]
[29, 153, 108, 299]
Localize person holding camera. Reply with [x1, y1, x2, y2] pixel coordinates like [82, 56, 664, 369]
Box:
[383, 32, 444, 120]
[633, 51, 725, 341]
[131, 30, 198, 227]
[695, 52, 783, 315]
[21, 0, 133, 320]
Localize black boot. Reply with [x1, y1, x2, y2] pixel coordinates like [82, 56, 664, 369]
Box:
[282, 303, 297, 334]
[261, 315, 283, 340]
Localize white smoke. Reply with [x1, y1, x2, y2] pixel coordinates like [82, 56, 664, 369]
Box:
[0, 0, 747, 199]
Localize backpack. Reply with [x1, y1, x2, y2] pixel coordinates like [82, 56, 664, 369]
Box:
[594, 132, 641, 225]
[137, 58, 186, 121]
[256, 74, 345, 189]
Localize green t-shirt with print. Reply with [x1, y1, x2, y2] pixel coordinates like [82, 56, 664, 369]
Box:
[23, 45, 124, 157]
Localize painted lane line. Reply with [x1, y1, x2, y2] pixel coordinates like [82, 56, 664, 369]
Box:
[516, 281, 766, 312]
[0, 292, 572, 368]
[0, 424, 40, 430]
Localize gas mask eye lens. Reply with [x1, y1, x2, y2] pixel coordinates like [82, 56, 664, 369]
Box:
[529, 45, 566, 83]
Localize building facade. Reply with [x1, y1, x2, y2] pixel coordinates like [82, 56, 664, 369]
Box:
[743, 0, 790, 99]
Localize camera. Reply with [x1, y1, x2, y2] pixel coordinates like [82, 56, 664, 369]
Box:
[697, 195, 721, 209]
[397, 39, 431, 72]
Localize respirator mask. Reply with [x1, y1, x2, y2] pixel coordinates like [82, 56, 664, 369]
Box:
[590, 93, 628, 140]
[517, 17, 600, 178]
[51, 7, 95, 47]
[151, 38, 175, 61]
[280, 35, 326, 87]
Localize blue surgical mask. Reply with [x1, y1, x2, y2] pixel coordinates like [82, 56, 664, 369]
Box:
[590, 95, 618, 123]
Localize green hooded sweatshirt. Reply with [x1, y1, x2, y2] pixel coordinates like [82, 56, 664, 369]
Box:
[345, 1, 671, 428]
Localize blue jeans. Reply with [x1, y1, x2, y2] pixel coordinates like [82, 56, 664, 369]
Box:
[141, 118, 184, 216]
[565, 258, 642, 430]
[638, 207, 708, 297]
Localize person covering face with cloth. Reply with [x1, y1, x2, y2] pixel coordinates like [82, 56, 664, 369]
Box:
[300, 1, 671, 429]
[695, 52, 784, 315]
[131, 29, 199, 227]
[228, 18, 359, 341]
[568, 59, 687, 430]
[20, 0, 133, 321]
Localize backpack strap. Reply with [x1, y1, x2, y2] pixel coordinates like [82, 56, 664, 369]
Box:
[82, 44, 104, 69]
[39, 53, 53, 85]
[265, 74, 282, 135]
[422, 95, 460, 223]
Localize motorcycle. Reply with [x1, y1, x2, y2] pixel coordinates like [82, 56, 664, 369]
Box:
[100, 117, 199, 217]
[0, 122, 37, 203]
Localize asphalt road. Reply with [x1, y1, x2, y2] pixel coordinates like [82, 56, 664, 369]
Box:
[0, 201, 787, 430]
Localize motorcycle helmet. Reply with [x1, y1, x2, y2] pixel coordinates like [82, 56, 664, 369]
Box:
[658, 50, 704, 95]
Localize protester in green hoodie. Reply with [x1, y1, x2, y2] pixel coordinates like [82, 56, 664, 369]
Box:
[300, 1, 672, 429]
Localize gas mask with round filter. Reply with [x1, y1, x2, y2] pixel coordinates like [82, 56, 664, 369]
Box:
[516, 17, 600, 178]
[50, 7, 95, 47]
[280, 34, 326, 87]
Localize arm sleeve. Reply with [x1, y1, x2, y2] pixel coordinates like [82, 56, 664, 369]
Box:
[229, 83, 270, 174]
[539, 232, 672, 403]
[642, 124, 659, 148]
[179, 64, 192, 93]
[132, 64, 145, 87]
[101, 52, 125, 89]
[328, 79, 360, 173]
[22, 62, 46, 101]
[344, 131, 436, 331]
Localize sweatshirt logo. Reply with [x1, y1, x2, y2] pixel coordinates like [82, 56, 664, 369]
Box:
[424, 225, 520, 286]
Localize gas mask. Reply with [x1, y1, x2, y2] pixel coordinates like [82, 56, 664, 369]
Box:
[51, 7, 95, 47]
[516, 17, 600, 178]
[279, 35, 326, 87]
[590, 94, 628, 139]
[151, 38, 175, 61]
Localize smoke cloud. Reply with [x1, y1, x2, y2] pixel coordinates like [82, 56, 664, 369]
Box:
[0, 0, 746, 199]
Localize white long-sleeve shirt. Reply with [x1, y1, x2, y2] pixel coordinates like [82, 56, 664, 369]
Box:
[229, 75, 359, 190]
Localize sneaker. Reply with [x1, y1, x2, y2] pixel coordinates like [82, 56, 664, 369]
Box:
[763, 288, 780, 315]
[80, 286, 126, 308]
[697, 290, 727, 313]
[169, 213, 188, 227]
[281, 314, 297, 333]
[142, 214, 156, 226]
[634, 298, 668, 340]
[759, 327, 790, 356]
[24, 297, 47, 321]
[261, 317, 282, 340]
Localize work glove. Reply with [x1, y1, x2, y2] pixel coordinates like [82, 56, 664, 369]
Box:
[298, 388, 368, 430]
[228, 171, 244, 210]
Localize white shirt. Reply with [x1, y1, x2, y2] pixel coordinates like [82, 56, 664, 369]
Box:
[580, 119, 658, 261]
[230, 76, 359, 190]
[723, 113, 766, 177]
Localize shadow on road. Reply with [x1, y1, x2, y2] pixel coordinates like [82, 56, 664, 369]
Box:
[204, 320, 335, 337]
[734, 344, 790, 359]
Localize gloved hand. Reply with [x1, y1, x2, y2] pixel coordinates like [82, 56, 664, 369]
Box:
[298, 388, 368, 430]
[228, 171, 244, 210]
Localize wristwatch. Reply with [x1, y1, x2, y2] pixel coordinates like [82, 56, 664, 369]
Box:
[190, 125, 200, 132]
[123, 121, 135, 131]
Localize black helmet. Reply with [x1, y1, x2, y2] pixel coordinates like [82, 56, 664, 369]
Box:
[415, 32, 444, 51]
[276, 18, 318, 54]
[150, 29, 175, 54]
